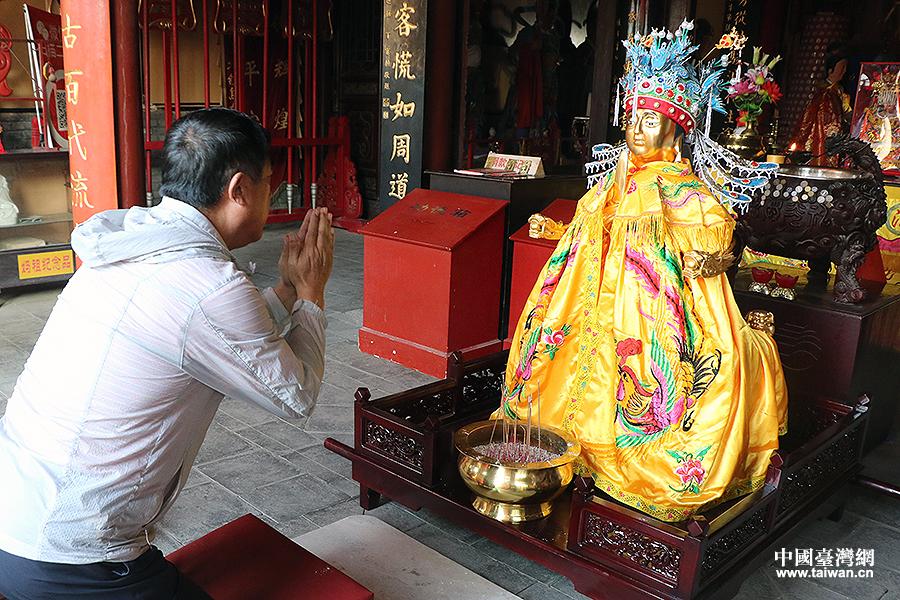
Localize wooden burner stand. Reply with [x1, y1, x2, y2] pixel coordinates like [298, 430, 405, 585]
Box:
[324, 352, 869, 599]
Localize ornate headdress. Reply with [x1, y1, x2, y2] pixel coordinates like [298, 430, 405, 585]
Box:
[587, 20, 778, 212]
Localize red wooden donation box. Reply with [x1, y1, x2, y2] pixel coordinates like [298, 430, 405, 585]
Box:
[359, 189, 508, 378]
[506, 198, 578, 346]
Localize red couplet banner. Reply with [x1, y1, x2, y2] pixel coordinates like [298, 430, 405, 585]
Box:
[59, 0, 119, 227]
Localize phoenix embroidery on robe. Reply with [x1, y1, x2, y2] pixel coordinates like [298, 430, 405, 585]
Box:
[614, 243, 722, 448]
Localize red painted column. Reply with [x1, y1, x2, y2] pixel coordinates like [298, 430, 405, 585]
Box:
[60, 0, 119, 226]
[112, 0, 146, 209]
[422, 0, 456, 172]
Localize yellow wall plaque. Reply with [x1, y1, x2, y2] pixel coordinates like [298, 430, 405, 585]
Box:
[17, 249, 75, 280]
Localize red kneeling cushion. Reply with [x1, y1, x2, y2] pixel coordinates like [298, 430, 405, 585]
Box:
[166, 514, 373, 600]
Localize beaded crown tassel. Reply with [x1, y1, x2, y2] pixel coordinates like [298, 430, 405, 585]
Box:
[586, 20, 779, 213]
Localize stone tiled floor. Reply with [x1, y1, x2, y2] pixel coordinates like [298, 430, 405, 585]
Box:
[1, 224, 899, 599]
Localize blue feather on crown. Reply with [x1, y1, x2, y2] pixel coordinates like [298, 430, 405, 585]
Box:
[587, 20, 779, 213]
[618, 20, 731, 133]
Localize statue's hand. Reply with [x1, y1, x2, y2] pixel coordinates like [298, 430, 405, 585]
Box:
[682, 250, 735, 278]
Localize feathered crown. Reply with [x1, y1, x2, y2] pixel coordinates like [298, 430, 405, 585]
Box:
[586, 21, 778, 213]
[619, 20, 736, 133]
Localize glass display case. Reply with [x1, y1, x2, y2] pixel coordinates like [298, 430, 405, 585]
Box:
[0, 148, 74, 291]
[0, 4, 75, 292]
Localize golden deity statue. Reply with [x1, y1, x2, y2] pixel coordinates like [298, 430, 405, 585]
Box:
[496, 22, 787, 522]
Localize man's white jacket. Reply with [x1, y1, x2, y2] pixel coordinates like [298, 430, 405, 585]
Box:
[0, 197, 326, 563]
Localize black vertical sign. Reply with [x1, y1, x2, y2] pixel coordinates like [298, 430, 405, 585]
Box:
[379, 0, 427, 211]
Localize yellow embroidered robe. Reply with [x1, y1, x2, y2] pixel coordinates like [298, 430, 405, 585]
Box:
[498, 160, 788, 522]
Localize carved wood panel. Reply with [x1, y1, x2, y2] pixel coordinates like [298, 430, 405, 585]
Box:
[385, 389, 455, 423]
[362, 420, 425, 472]
[138, 0, 198, 31]
[582, 513, 682, 583]
[214, 0, 266, 35]
[777, 428, 860, 517]
[460, 365, 505, 407]
[701, 509, 767, 579]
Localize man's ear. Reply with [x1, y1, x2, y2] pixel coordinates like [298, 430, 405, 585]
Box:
[225, 171, 250, 207]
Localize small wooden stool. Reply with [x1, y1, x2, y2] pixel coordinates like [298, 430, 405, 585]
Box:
[167, 514, 374, 599]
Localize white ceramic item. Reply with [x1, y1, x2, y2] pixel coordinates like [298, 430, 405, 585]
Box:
[0, 174, 18, 226]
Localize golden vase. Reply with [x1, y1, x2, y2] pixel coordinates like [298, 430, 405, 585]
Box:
[719, 119, 768, 161]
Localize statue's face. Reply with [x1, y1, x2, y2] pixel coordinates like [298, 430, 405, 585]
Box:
[625, 108, 678, 159]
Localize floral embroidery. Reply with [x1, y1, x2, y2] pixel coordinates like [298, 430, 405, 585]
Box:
[542, 324, 571, 359]
[667, 445, 711, 494]
[627, 179, 638, 194]
[505, 315, 543, 404]
[503, 238, 580, 408]
[616, 338, 642, 358]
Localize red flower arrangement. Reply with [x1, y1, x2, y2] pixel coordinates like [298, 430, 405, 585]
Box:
[726, 47, 782, 132]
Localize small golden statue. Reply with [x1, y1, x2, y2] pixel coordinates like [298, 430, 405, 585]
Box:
[746, 310, 776, 336]
[527, 213, 569, 240]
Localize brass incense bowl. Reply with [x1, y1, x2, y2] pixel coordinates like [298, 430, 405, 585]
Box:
[455, 420, 581, 523]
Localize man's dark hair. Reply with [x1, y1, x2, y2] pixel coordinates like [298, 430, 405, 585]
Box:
[159, 108, 270, 209]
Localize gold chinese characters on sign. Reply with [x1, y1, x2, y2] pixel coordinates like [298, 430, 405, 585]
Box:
[388, 92, 415, 121]
[394, 2, 417, 37]
[391, 134, 411, 164]
[393, 51, 416, 81]
[61, 14, 80, 49]
[381, 0, 424, 204]
[69, 120, 87, 160]
[62, 12, 92, 213]
[70, 169, 92, 209]
[389, 172, 409, 199]
[64, 69, 82, 104]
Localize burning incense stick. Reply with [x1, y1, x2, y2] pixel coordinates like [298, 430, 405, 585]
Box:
[525, 396, 533, 463]
[474, 381, 560, 464]
[536, 384, 542, 454]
